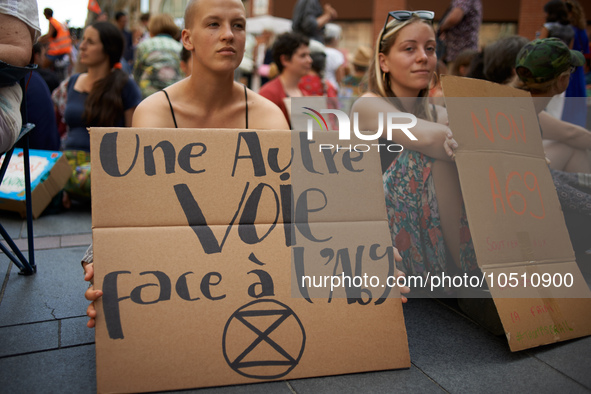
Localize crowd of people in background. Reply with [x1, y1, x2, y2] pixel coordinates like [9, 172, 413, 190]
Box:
[1, 0, 589, 207]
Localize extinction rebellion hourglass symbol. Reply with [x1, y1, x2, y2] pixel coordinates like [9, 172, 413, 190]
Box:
[222, 300, 306, 379]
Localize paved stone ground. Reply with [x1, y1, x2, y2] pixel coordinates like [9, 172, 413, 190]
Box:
[0, 207, 590, 393]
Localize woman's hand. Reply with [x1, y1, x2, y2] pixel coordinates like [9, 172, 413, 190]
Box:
[83, 262, 103, 328]
[393, 247, 410, 303]
[443, 130, 458, 160]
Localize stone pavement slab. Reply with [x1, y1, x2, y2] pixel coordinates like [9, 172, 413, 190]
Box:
[27, 209, 92, 238]
[404, 298, 591, 394]
[0, 246, 88, 326]
[0, 211, 24, 239]
[0, 320, 58, 357]
[166, 381, 294, 394]
[288, 366, 444, 393]
[61, 316, 95, 348]
[0, 345, 96, 394]
[527, 336, 591, 390]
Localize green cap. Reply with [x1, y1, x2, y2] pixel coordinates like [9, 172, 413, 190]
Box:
[515, 38, 585, 83]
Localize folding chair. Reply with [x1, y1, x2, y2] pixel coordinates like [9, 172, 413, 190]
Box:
[0, 61, 37, 275]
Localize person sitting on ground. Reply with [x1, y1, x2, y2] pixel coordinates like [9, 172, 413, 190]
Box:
[83, 0, 329, 328]
[479, 35, 591, 254]
[24, 62, 60, 150]
[51, 22, 141, 206]
[31, 43, 60, 93]
[482, 35, 530, 84]
[352, 10, 478, 280]
[512, 38, 591, 240]
[464, 50, 486, 80]
[133, 13, 184, 99]
[259, 32, 312, 124]
[481, 34, 591, 173]
[450, 49, 477, 77]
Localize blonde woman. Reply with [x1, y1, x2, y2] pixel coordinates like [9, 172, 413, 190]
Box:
[352, 11, 477, 279]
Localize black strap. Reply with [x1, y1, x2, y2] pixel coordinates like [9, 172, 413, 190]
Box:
[162, 87, 246, 129]
[244, 84, 248, 129]
[161, 89, 178, 128]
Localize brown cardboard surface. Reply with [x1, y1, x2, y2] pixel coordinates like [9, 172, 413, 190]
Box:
[441, 75, 591, 351]
[90, 127, 409, 393]
[0, 153, 70, 219]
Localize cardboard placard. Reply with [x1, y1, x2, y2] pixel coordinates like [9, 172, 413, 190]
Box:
[441, 75, 591, 351]
[0, 149, 71, 218]
[90, 127, 409, 393]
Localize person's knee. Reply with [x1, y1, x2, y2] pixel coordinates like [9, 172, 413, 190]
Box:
[0, 84, 23, 152]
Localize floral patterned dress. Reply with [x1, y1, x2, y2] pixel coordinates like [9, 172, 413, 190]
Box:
[383, 149, 478, 278]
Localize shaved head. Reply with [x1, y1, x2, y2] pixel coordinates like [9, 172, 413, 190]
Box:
[184, 0, 199, 29]
[184, 0, 245, 29]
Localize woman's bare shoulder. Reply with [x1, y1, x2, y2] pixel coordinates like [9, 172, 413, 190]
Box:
[351, 92, 390, 114]
[132, 90, 175, 128]
[247, 88, 290, 130]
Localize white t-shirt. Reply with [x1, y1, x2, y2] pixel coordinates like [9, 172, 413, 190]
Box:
[325, 47, 344, 93]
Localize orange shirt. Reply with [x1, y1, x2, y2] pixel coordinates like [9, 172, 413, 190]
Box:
[47, 17, 72, 56]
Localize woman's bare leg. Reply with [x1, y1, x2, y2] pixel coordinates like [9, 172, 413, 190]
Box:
[432, 160, 463, 269]
[563, 149, 591, 174]
[543, 140, 591, 173]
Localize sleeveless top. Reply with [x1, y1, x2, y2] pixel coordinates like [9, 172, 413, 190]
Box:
[161, 85, 249, 129]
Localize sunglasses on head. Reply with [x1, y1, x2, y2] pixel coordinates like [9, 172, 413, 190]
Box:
[379, 10, 435, 49]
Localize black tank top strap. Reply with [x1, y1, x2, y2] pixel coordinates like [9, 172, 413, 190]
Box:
[244, 84, 249, 129]
[161, 89, 178, 128]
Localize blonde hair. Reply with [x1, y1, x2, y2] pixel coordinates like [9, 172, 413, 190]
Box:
[148, 13, 180, 38]
[367, 16, 435, 121]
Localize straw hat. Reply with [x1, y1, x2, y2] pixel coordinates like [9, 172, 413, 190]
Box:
[350, 45, 372, 68]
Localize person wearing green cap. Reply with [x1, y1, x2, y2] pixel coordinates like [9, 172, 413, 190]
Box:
[514, 37, 584, 94]
[512, 37, 589, 174]
[511, 37, 591, 254]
